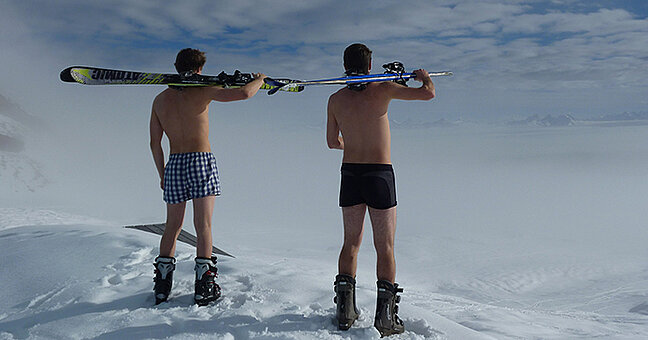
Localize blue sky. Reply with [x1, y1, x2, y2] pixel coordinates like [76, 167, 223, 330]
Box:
[1, 0, 647, 123]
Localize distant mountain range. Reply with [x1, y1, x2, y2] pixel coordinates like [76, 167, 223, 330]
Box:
[507, 111, 648, 127]
[507, 114, 576, 127]
[590, 111, 648, 121]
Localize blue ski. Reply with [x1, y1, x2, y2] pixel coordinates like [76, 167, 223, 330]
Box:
[264, 70, 452, 95]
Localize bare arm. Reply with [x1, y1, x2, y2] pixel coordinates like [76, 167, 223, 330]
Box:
[385, 69, 435, 101]
[149, 106, 165, 189]
[326, 96, 344, 150]
[207, 73, 267, 102]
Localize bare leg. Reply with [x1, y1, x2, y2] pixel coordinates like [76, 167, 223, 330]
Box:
[193, 195, 216, 258]
[368, 206, 397, 283]
[338, 204, 366, 277]
[160, 201, 187, 257]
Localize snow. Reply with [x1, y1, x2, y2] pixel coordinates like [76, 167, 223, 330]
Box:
[1, 123, 648, 339]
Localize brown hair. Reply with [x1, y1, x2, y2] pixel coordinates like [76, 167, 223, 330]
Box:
[174, 48, 206, 74]
[343, 43, 372, 75]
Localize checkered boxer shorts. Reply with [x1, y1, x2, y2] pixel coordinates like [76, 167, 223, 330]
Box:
[163, 152, 221, 204]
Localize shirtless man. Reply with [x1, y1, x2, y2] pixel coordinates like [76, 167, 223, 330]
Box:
[149, 48, 266, 306]
[327, 43, 435, 336]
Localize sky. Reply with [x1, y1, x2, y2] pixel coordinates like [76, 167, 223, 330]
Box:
[0, 0, 647, 125]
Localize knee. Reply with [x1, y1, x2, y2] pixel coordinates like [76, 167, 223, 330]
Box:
[343, 235, 362, 250]
[194, 221, 211, 233]
[374, 242, 394, 257]
[341, 243, 361, 257]
[165, 220, 183, 231]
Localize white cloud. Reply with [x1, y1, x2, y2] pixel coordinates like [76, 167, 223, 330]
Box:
[0, 0, 646, 120]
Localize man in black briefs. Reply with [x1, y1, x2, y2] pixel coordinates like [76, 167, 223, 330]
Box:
[326, 43, 435, 336]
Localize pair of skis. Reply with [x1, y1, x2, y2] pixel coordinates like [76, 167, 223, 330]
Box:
[59, 66, 303, 93]
[60, 64, 452, 94]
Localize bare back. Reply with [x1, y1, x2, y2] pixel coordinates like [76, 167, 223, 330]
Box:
[152, 87, 213, 154]
[326, 70, 435, 164]
[328, 83, 393, 164]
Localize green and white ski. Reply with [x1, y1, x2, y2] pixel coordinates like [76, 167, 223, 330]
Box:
[61, 66, 303, 93]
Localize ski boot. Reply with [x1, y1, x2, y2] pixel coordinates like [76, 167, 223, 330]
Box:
[374, 280, 405, 337]
[194, 256, 221, 306]
[153, 256, 176, 305]
[333, 274, 360, 330]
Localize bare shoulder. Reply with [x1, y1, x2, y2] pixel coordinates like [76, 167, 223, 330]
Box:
[328, 87, 346, 106]
[377, 80, 434, 101]
[377, 81, 405, 93]
[152, 90, 167, 111]
[153, 88, 172, 104]
[330, 87, 347, 99]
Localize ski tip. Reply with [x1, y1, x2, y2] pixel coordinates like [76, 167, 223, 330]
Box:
[264, 78, 304, 95]
[60, 66, 77, 82]
[263, 77, 283, 87]
[264, 78, 286, 95]
[268, 86, 282, 95]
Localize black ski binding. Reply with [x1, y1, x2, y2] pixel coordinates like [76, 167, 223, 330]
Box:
[218, 70, 253, 87]
[383, 61, 408, 86]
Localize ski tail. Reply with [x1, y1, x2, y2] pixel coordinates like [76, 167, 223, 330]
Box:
[124, 224, 235, 258]
[60, 67, 77, 83]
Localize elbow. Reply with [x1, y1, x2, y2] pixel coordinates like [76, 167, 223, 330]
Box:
[240, 88, 255, 100]
[425, 89, 436, 100]
[327, 138, 341, 150]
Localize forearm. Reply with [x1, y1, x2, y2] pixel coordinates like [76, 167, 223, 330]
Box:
[240, 76, 266, 98]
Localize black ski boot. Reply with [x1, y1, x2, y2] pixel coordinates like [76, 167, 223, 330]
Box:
[374, 280, 405, 337]
[153, 256, 176, 305]
[333, 274, 360, 330]
[194, 257, 221, 306]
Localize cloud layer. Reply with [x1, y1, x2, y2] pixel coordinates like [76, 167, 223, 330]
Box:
[1, 0, 647, 119]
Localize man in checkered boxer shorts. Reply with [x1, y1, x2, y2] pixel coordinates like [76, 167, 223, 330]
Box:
[149, 48, 267, 305]
[163, 152, 221, 204]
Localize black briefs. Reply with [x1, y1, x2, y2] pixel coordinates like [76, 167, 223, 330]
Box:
[339, 163, 397, 210]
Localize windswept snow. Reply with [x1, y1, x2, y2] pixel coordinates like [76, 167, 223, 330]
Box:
[1, 124, 648, 339]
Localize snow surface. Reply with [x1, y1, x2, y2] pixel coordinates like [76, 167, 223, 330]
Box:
[1, 123, 648, 339]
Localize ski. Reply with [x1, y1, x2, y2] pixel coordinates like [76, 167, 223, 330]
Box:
[124, 223, 235, 258]
[264, 61, 452, 95]
[60, 66, 303, 93]
[265, 70, 452, 95]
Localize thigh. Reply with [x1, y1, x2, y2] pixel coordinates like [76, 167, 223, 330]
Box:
[166, 201, 187, 229]
[342, 204, 367, 239]
[368, 206, 397, 246]
[192, 195, 215, 224]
